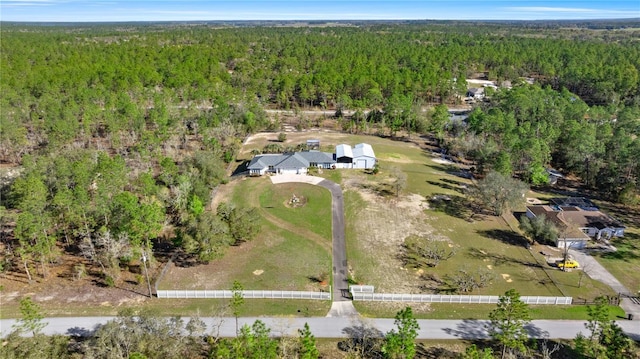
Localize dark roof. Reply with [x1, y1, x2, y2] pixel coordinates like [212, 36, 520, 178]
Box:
[277, 153, 309, 169]
[247, 154, 284, 170]
[550, 197, 598, 211]
[247, 151, 335, 171]
[297, 151, 334, 163]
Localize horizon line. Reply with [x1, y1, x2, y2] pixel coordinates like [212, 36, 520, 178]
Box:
[2, 17, 640, 24]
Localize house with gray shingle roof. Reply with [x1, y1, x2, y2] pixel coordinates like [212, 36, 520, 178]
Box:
[247, 151, 335, 176]
[247, 142, 376, 176]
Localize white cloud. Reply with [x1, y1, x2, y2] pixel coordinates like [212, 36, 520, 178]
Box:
[506, 6, 638, 15]
[2, 0, 60, 7]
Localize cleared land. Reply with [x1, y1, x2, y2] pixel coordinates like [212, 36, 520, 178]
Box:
[160, 177, 332, 292]
[173, 130, 622, 318]
[3, 130, 633, 319]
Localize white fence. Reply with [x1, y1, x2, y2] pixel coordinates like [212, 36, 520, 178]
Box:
[349, 285, 375, 293]
[157, 290, 330, 300]
[351, 293, 572, 305]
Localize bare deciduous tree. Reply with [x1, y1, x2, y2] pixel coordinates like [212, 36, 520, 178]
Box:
[402, 235, 457, 268]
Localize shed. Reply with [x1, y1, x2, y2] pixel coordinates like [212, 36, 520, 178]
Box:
[306, 139, 320, 150]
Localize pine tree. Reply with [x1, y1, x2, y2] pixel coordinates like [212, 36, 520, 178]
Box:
[382, 306, 420, 359]
[298, 323, 320, 359]
[488, 289, 531, 359]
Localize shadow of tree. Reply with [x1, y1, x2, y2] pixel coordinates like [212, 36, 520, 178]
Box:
[524, 323, 549, 338]
[478, 229, 529, 247]
[415, 343, 460, 358]
[593, 201, 640, 228]
[442, 319, 490, 339]
[426, 180, 461, 193]
[597, 232, 640, 261]
[428, 193, 475, 221]
[67, 325, 100, 337]
[338, 322, 384, 358]
[468, 246, 543, 270]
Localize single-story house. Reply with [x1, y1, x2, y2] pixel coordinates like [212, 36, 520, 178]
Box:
[466, 87, 485, 100]
[526, 201, 625, 249]
[247, 151, 335, 176]
[334, 143, 377, 169]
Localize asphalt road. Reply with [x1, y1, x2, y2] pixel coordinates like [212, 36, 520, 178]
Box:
[2, 317, 639, 340]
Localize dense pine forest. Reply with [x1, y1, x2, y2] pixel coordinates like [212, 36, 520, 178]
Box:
[1, 22, 639, 284]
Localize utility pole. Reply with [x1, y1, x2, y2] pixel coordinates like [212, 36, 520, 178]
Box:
[142, 250, 152, 298]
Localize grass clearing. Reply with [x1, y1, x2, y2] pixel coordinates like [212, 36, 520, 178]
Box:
[592, 228, 640, 294]
[0, 298, 331, 319]
[340, 134, 618, 310]
[259, 182, 332, 240]
[159, 176, 332, 295]
[159, 131, 632, 318]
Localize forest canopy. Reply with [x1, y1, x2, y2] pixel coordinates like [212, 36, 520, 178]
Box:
[1, 22, 638, 284]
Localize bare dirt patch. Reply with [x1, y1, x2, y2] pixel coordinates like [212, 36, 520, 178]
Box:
[343, 172, 451, 293]
[501, 273, 513, 283]
[240, 130, 351, 159]
[0, 252, 155, 315]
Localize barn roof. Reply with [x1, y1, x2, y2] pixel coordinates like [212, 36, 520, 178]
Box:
[336, 144, 353, 159]
[353, 143, 375, 158]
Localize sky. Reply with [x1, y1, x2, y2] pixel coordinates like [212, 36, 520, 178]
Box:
[1, 0, 639, 23]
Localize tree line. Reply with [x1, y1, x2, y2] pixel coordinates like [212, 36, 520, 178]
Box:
[2, 23, 639, 162]
[3, 291, 637, 358]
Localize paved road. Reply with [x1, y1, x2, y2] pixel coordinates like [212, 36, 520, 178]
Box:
[2, 317, 638, 340]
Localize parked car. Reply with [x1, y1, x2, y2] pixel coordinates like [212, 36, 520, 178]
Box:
[557, 259, 579, 269]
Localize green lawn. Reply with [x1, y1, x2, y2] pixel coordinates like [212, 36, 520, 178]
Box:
[259, 183, 333, 240]
[341, 135, 617, 308]
[0, 298, 331, 319]
[158, 177, 332, 294]
[157, 132, 632, 319]
[592, 227, 640, 294]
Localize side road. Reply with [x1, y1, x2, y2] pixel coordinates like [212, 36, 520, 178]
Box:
[1, 317, 639, 340]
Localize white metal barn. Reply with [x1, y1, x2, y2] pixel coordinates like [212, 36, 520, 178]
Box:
[334, 143, 376, 169]
[352, 143, 376, 169]
[335, 144, 354, 169]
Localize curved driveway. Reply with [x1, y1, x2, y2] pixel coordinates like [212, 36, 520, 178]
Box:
[270, 175, 352, 310]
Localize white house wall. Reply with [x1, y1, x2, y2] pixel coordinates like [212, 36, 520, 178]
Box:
[557, 239, 587, 250]
[334, 163, 353, 169]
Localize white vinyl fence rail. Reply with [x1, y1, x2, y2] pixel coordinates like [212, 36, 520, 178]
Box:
[351, 293, 572, 305]
[157, 290, 330, 300]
